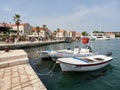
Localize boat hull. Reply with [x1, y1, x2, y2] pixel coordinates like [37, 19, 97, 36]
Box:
[51, 53, 93, 61]
[58, 57, 112, 72]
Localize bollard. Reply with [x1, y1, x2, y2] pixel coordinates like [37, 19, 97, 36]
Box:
[4, 46, 9, 52]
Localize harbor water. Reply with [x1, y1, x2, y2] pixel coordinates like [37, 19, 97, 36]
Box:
[24, 39, 120, 90]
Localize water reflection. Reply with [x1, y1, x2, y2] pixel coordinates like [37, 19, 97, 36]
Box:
[24, 40, 115, 90]
[31, 58, 113, 89]
[58, 64, 113, 88]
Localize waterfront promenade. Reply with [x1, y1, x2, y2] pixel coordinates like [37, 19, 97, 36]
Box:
[0, 49, 47, 90]
[0, 40, 64, 50]
[0, 64, 47, 90]
[0, 40, 65, 90]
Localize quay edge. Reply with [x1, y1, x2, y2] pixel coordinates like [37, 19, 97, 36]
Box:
[0, 49, 47, 90]
[0, 40, 64, 50]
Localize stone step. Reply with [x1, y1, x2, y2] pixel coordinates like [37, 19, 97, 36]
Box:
[0, 50, 28, 62]
[0, 57, 29, 69]
[0, 54, 28, 62]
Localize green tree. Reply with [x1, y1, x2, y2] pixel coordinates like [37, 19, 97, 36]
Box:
[93, 31, 104, 33]
[93, 31, 99, 33]
[57, 28, 60, 40]
[82, 31, 88, 36]
[13, 14, 21, 36]
[72, 31, 76, 40]
[63, 30, 67, 38]
[40, 25, 49, 40]
[53, 30, 57, 39]
[43, 25, 46, 28]
[36, 26, 40, 40]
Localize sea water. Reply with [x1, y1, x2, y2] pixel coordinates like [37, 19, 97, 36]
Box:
[24, 39, 120, 90]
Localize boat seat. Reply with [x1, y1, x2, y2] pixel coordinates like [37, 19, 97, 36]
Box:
[80, 48, 89, 53]
[94, 58, 104, 61]
[74, 48, 80, 54]
[83, 58, 96, 62]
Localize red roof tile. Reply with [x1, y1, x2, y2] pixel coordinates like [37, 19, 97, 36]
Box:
[11, 23, 28, 26]
[0, 23, 10, 27]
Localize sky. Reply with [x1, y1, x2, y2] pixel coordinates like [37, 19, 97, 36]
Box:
[0, 0, 120, 32]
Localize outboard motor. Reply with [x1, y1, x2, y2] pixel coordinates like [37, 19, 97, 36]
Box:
[85, 45, 92, 52]
[67, 47, 71, 50]
[106, 52, 112, 56]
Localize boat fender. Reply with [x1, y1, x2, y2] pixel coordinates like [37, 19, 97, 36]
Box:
[67, 47, 71, 50]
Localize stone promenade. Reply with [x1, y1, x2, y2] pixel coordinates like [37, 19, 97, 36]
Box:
[0, 49, 47, 90]
[0, 40, 64, 50]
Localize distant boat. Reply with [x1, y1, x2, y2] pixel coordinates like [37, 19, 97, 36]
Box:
[91, 33, 110, 40]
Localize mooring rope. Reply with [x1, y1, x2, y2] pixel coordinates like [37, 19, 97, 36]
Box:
[36, 62, 57, 76]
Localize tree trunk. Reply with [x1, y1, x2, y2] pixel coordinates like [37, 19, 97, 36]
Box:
[17, 25, 19, 36]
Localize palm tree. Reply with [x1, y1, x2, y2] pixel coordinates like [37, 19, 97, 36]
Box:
[13, 14, 21, 36]
[53, 30, 57, 39]
[43, 25, 46, 28]
[40, 25, 48, 40]
[63, 30, 67, 39]
[72, 31, 76, 40]
[36, 26, 40, 40]
[57, 28, 60, 40]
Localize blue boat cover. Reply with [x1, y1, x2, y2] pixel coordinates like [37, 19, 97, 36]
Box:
[73, 57, 88, 63]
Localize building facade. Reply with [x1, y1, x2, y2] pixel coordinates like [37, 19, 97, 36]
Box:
[32, 25, 52, 40]
[105, 32, 115, 39]
[11, 23, 33, 36]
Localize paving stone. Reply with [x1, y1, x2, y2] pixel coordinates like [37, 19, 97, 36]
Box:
[0, 50, 47, 90]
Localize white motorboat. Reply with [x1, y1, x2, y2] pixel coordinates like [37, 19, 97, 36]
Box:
[91, 33, 110, 40]
[57, 55, 112, 72]
[38, 37, 95, 60]
[38, 46, 94, 60]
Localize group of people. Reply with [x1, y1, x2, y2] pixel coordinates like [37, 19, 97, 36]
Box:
[5, 37, 15, 44]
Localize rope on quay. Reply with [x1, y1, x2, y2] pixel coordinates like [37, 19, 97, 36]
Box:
[36, 62, 57, 76]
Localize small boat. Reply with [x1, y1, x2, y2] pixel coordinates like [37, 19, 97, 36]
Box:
[38, 46, 94, 60]
[57, 55, 112, 72]
[38, 37, 95, 60]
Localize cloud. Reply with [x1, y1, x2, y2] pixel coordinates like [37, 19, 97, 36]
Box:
[35, 1, 119, 31]
[0, 0, 29, 23]
[1, 8, 15, 14]
[0, 0, 120, 32]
